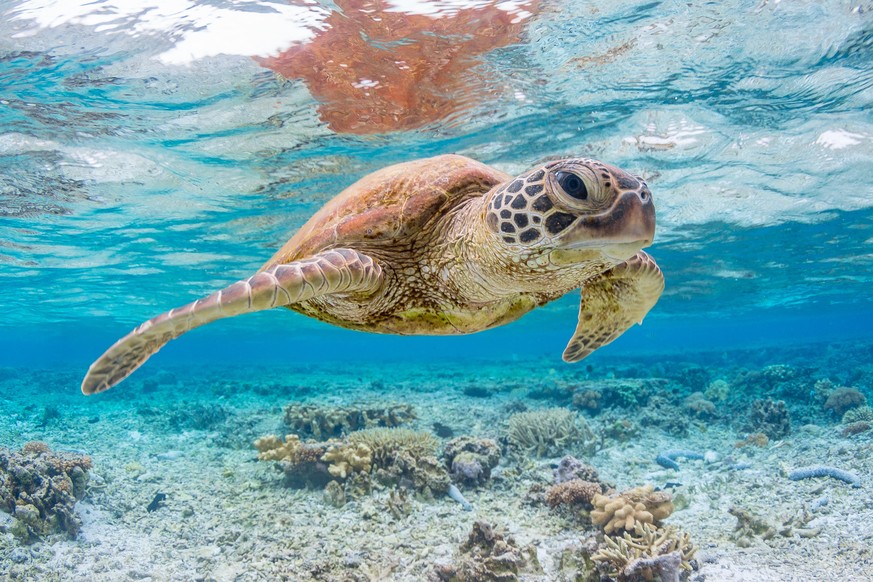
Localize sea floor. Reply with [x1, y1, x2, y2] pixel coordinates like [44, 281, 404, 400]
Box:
[1, 340, 872, 581]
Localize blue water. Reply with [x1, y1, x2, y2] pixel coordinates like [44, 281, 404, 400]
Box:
[1, 1, 873, 579]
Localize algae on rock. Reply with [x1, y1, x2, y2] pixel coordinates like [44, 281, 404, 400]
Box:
[0, 441, 92, 540]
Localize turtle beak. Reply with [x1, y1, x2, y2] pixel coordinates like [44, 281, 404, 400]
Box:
[560, 184, 655, 262]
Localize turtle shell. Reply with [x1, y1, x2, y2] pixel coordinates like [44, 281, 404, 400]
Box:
[262, 154, 509, 268]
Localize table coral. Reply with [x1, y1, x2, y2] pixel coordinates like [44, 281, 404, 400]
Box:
[591, 485, 674, 535]
[592, 522, 696, 582]
[506, 408, 595, 458]
[0, 441, 92, 540]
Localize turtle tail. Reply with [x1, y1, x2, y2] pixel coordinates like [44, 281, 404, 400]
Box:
[81, 249, 382, 394]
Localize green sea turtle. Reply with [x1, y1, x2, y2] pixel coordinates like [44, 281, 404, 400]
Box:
[82, 154, 663, 394]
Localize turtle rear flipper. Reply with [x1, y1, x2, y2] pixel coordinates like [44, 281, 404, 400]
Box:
[562, 251, 664, 363]
[81, 249, 382, 394]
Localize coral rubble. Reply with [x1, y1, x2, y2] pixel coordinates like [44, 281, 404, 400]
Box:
[430, 521, 541, 581]
[0, 441, 92, 540]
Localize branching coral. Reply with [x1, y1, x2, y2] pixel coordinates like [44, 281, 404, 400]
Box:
[592, 522, 696, 582]
[842, 405, 872, 424]
[284, 402, 416, 440]
[591, 485, 674, 534]
[0, 442, 92, 540]
[348, 428, 438, 468]
[506, 408, 595, 458]
[321, 442, 372, 479]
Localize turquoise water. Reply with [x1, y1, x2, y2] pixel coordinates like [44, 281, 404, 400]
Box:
[1, 1, 873, 580]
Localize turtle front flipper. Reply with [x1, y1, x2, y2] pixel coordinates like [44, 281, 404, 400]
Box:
[81, 249, 382, 395]
[562, 251, 664, 363]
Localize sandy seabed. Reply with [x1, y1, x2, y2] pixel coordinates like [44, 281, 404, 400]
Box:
[1, 341, 871, 581]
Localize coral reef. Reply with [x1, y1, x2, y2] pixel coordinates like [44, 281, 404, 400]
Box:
[430, 521, 541, 581]
[703, 379, 730, 401]
[256, 428, 450, 496]
[655, 449, 705, 471]
[546, 479, 601, 509]
[0, 441, 92, 540]
[591, 485, 674, 535]
[823, 387, 866, 417]
[443, 436, 501, 486]
[505, 408, 595, 457]
[321, 442, 372, 479]
[572, 378, 667, 411]
[554, 455, 599, 484]
[747, 398, 791, 439]
[348, 428, 448, 494]
[283, 402, 416, 440]
[572, 388, 601, 411]
[592, 522, 696, 582]
[683, 392, 716, 418]
[253, 435, 331, 488]
[788, 465, 861, 488]
[841, 405, 872, 424]
[348, 428, 438, 467]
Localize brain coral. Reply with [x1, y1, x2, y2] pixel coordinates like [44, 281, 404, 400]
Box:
[591, 485, 674, 534]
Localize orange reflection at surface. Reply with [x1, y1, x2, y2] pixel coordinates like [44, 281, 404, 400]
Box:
[259, 0, 539, 134]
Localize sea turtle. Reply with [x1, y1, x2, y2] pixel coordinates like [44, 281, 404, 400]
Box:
[82, 154, 663, 394]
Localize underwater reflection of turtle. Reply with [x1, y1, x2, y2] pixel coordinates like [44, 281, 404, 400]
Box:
[258, 0, 540, 134]
[82, 155, 663, 394]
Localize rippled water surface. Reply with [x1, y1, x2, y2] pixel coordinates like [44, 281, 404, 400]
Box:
[1, 0, 872, 355]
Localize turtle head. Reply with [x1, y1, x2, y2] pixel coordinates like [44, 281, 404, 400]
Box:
[484, 158, 655, 264]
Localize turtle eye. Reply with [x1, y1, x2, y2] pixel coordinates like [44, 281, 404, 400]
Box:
[555, 171, 588, 200]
